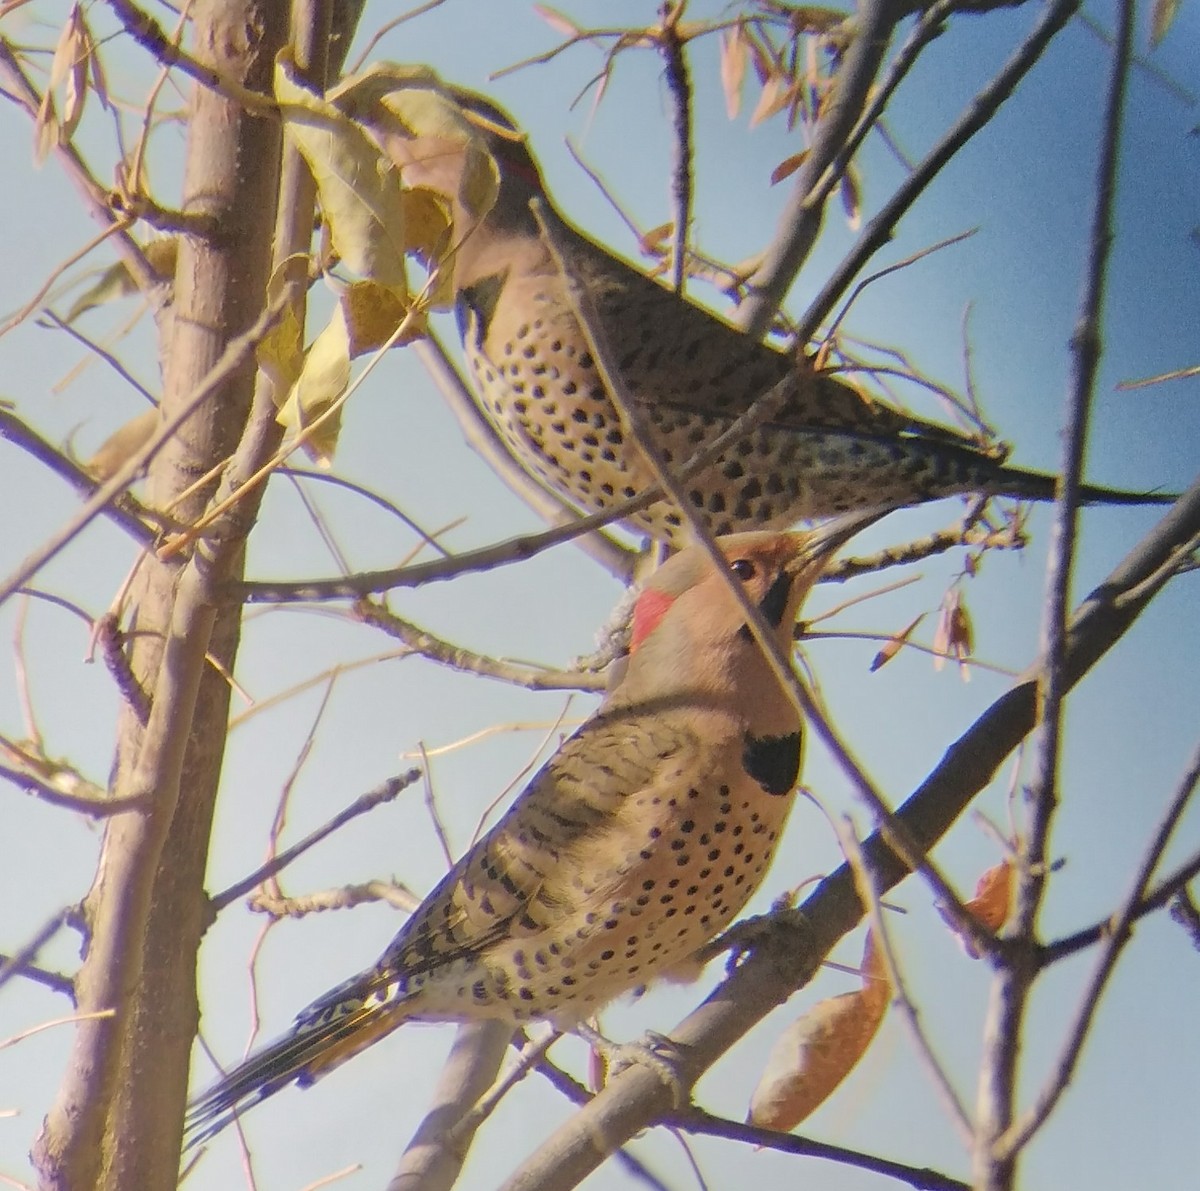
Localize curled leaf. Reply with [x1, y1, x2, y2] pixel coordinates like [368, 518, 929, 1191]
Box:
[748, 930, 889, 1130]
[274, 280, 423, 463]
[932, 587, 973, 681]
[63, 237, 177, 323]
[85, 408, 159, 481]
[275, 51, 410, 290]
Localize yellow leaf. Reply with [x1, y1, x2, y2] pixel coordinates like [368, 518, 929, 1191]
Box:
[340, 279, 425, 355]
[377, 84, 498, 223]
[399, 189, 454, 307]
[749, 930, 888, 1130]
[275, 51, 409, 291]
[276, 305, 352, 465]
[143, 236, 179, 279]
[33, 86, 59, 167]
[256, 272, 306, 400]
[63, 237, 177, 323]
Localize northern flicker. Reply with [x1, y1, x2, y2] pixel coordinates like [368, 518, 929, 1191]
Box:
[387, 88, 1172, 547]
[186, 514, 875, 1144]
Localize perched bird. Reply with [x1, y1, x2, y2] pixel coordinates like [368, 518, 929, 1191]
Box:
[187, 514, 876, 1144]
[388, 88, 1172, 547]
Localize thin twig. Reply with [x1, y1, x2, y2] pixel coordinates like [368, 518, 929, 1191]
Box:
[791, 0, 1084, 348]
[249, 880, 421, 920]
[738, 0, 909, 336]
[412, 333, 636, 581]
[659, 2, 693, 295]
[1169, 886, 1200, 952]
[209, 770, 423, 912]
[38, 309, 159, 406]
[999, 735, 1200, 1159]
[1, 761, 145, 817]
[672, 1107, 970, 1191]
[104, 0, 278, 114]
[0, 912, 69, 996]
[0, 408, 161, 545]
[0, 38, 164, 302]
[0, 280, 301, 607]
[355, 599, 607, 692]
[241, 360, 797, 603]
[976, 3, 1134, 1183]
[836, 821, 974, 1141]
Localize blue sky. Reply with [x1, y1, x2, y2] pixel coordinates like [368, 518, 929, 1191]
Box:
[1, 2, 1197, 1189]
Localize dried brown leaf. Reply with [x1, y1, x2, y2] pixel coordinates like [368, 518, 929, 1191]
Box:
[965, 861, 1013, 934]
[534, 4, 583, 37]
[748, 930, 888, 1130]
[719, 25, 747, 119]
[870, 613, 925, 672]
[638, 221, 673, 258]
[751, 76, 797, 128]
[85, 408, 159, 481]
[840, 165, 862, 231]
[1150, 0, 1180, 47]
[933, 588, 973, 681]
[770, 150, 809, 185]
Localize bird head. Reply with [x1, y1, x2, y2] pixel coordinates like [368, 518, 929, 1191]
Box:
[610, 510, 884, 728]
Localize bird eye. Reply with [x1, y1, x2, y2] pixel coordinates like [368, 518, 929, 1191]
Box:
[730, 558, 756, 581]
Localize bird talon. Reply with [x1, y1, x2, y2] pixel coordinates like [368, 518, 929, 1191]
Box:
[577, 1023, 690, 1108]
[695, 904, 812, 974]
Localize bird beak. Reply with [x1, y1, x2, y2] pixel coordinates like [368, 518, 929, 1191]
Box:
[790, 505, 892, 571]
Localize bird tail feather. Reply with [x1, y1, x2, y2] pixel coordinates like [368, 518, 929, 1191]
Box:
[185, 996, 404, 1148]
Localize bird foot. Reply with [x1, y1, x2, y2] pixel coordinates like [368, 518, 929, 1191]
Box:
[576, 1023, 690, 1108]
[695, 900, 811, 974]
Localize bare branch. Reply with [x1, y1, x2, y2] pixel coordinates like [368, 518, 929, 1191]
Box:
[738, 0, 911, 336]
[0, 408, 161, 545]
[658, 2, 693, 295]
[249, 881, 421, 920]
[210, 770, 423, 913]
[387, 1021, 512, 1191]
[1, 761, 146, 817]
[412, 334, 637, 581]
[671, 1107, 970, 1191]
[976, 3, 1135, 1182]
[355, 599, 607, 692]
[0, 912, 71, 997]
[792, 0, 1083, 348]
